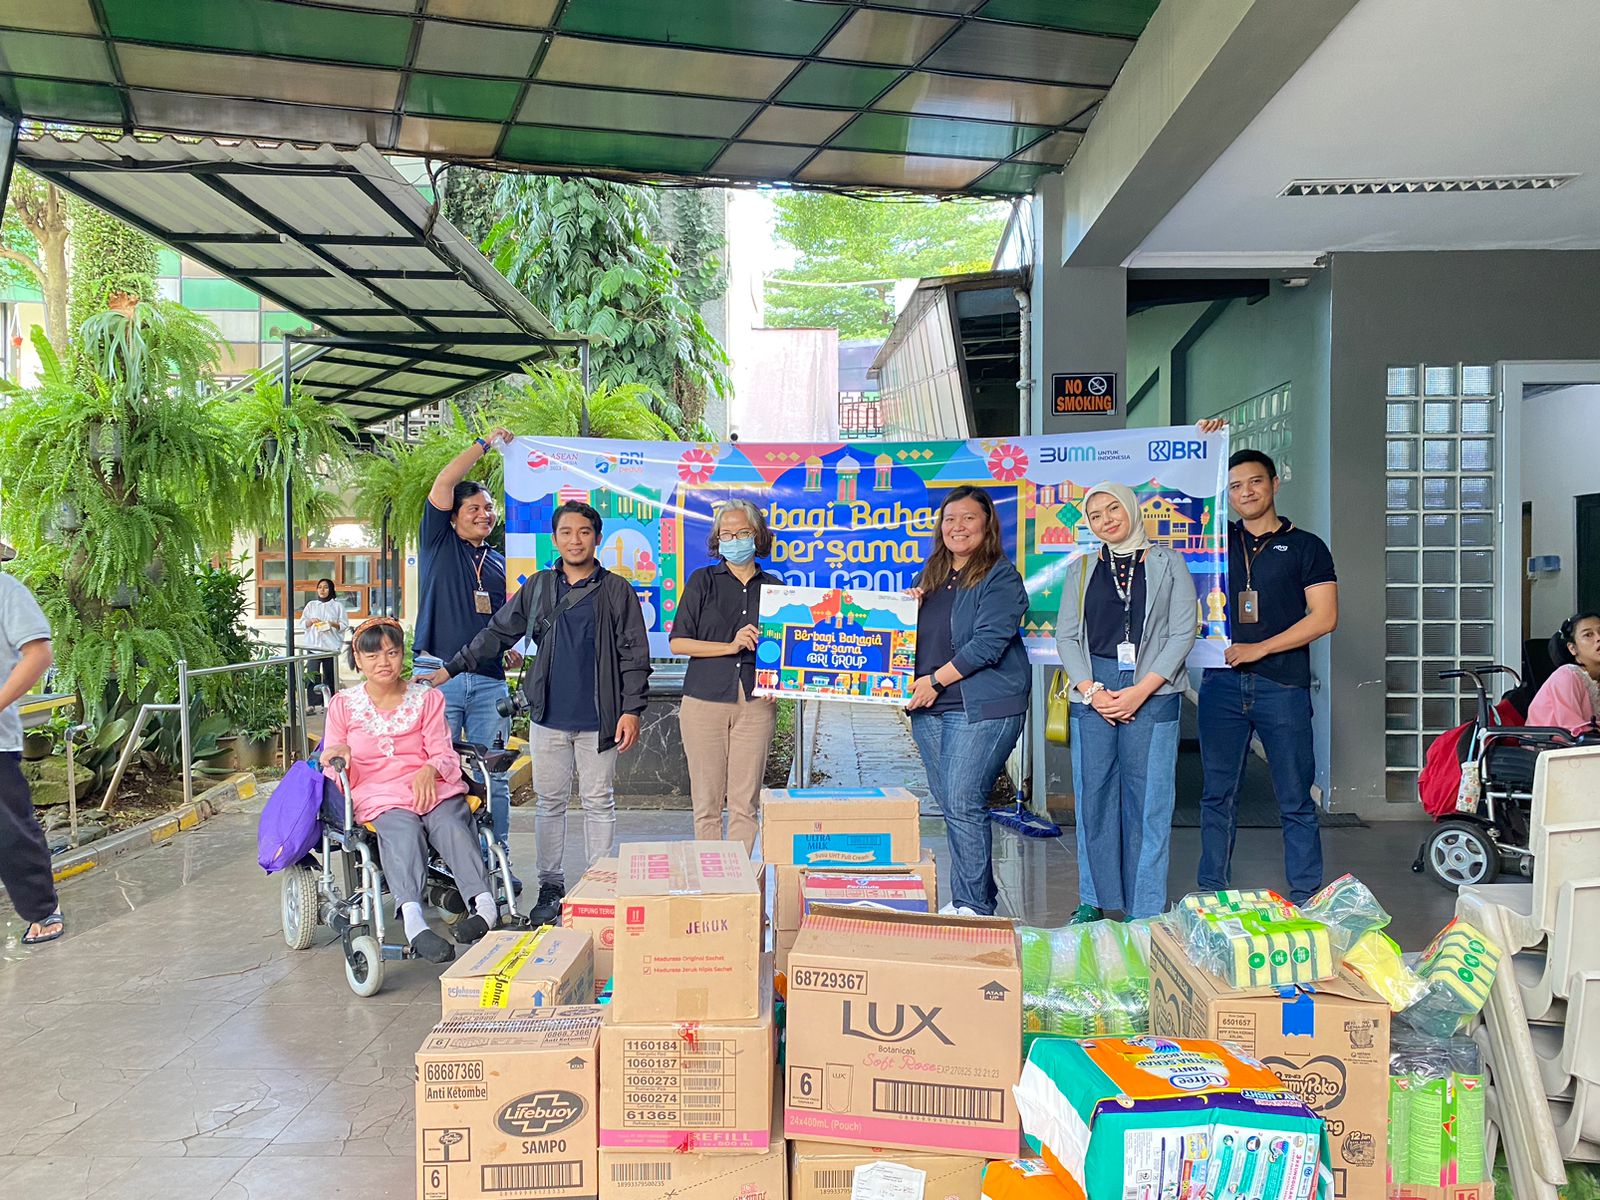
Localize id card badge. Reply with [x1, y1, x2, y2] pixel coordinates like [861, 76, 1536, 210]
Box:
[1116, 640, 1137, 669]
[1237, 588, 1260, 624]
[473, 589, 493, 614]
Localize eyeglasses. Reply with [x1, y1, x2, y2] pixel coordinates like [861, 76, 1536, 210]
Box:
[717, 531, 754, 544]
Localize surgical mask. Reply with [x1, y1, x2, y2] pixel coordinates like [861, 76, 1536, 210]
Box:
[720, 534, 756, 564]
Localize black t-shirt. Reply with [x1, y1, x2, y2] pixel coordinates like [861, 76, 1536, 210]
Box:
[541, 571, 600, 732]
[915, 571, 964, 713]
[415, 501, 507, 679]
[673, 562, 778, 702]
[1225, 518, 1337, 688]
[1085, 552, 1146, 659]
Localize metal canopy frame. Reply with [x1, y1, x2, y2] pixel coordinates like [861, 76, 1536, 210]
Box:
[0, 1, 1162, 196]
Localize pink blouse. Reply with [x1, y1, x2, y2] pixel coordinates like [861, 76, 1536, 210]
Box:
[322, 682, 466, 824]
[1527, 664, 1600, 737]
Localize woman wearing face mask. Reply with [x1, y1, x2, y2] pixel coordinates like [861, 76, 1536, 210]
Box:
[1055, 482, 1197, 923]
[669, 500, 781, 852]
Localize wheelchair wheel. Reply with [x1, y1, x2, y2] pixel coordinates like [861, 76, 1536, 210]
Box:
[1424, 820, 1500, 889]
[280, 865, 319, 951]
[345, 934, 385, 997]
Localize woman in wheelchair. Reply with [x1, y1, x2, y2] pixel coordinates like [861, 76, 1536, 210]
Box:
[321, 617, 499, 964]
[1529, 611, 1600, 736]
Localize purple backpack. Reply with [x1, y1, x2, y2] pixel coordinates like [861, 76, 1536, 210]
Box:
[257, 759, 328, 873]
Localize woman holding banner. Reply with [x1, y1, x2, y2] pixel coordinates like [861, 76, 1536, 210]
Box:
[669, 500, 781, 853]
[1055, 482, 1197, 923]
[905, 486, 1030, 916]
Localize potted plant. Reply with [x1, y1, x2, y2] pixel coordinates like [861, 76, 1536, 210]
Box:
[227, 665, 288, 770]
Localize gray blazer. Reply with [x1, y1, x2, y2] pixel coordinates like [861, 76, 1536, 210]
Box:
[1054, 546, 1199, 701]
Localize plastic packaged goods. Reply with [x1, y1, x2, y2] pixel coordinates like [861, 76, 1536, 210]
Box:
[1299, 873, 1393, 959]
[1387, 1033, 1487, 1196]
[1344, 929, 1428, 1012]
[1018, 919, 1151, 1050]
[1177, 907, 1335, 989]
[980, 1158, 1075, 1200]
[1397, 920, 1502, 1038]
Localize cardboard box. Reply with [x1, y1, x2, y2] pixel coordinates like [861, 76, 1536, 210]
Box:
[760, 787, 922, 867]
[611, 840, 763, 1023]
[563, 857, 617, 999]
[789, 1141, 985, 1200]
[773, 855, 938, 933]
[441, 926, 594, 1013]
[415, 1005, 604, 1200]
[600, 973, 775, 1153]
[1392, 1186, 1494, 1200]
[783, 907, 1021, 1157]
[775, 927, 798, 978]
[599, 1140, 786, 1199]
[802, 873, 931, 917]
[1149, 920, 1391, 1200]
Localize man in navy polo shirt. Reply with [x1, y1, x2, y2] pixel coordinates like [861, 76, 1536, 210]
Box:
[1197, 448, 1338, 903]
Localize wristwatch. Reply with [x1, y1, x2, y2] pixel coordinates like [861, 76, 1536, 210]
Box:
[473, 436, 489, 451]
[931, 678, 947, 695]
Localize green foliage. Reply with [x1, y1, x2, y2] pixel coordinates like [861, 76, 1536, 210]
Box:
[196, 557, 255, 665]
[218, 371, 355, 537]
[441, 165, 502, 249]
[67, 199, 158, 340]
[487, 176, 728, 435]
[351, 363, 673, 549]
[663, 189, 727, 309]
[766, 193, 1010, 340]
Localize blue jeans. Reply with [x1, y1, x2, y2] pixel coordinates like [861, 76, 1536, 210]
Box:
[909, 708, 1025, 915]
[1069, 657, 1181, 919]
[415, 655, 512, 847]
[1197, 668, 1323, 903]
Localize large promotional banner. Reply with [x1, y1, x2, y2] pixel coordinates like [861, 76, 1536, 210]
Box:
[753, 585, 918, 705]
[503, 427, 1231, 667]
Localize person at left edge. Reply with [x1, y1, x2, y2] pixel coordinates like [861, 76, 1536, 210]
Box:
[410, 428, 520, 859]
[425, 500, 651, 927]
[904, 485, 1030, 917]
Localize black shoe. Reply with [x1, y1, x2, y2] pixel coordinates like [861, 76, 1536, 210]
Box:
[410, 928, 455, 963]
[453, 914, 490, 945]
[528, 882, 564, 927]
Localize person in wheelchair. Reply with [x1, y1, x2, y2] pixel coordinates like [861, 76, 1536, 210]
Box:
[321, 617, 499, 964]
[1528, 611, 1600, 736]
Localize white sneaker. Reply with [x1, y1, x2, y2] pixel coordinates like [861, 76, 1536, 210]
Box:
[939, 903, 979, 917]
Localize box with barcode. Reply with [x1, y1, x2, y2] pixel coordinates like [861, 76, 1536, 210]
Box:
[415, 1005, 603, 1200]
[562, 858, 617, 999]
[440, 926, 594, 1013]
[788, 1140, 985, 1199]
[599, 970, 775, 1154]
[599, 1120, 785, 1197]
[783, 907, 1021, 1157]
[760, 787, 922, 867]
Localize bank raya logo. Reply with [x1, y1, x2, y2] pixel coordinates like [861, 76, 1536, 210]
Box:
[1148, 439, 1207, 461]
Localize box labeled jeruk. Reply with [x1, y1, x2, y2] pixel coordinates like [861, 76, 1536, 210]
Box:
[611, 840, 762, 1023]
[789, 1140, 985, 1200]
[1149, 920, 1391, 1200]
[440, 926, 594, 1013]
[783, 907, 1021, 1157]
[760, 787, 922, 867]
[415, 1005, 603, 1200]
[562, 857, 617, 998]
[772, 855, 938, 933]
[600, 972, 775, 1153]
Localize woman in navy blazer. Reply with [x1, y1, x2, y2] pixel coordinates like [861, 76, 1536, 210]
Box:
[905, 485, 1030, 915]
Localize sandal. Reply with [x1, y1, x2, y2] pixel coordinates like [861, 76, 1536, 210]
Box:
[22, 910, 64, 945]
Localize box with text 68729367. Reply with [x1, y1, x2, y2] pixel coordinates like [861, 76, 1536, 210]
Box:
[783, 906, 1021, 1158]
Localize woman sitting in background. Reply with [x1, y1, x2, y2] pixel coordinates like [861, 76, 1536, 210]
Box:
[321, 617, 498, 963]
[1528, 612, 1600, 736]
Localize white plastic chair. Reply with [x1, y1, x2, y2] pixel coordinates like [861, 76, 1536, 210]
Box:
[1513, 880, 1600, 1022]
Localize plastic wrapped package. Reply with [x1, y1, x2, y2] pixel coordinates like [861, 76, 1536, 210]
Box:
[1387, 1033, 1486, 1196]
[981, 1158, 1076, 1200]
[1397, 920, 1502, 1038]
[1299, 873, 1392, 959]
[1344, 930, 1428, 1012]
[1171, 891, 1335, 989]
[1019, 920, 1151, 1050]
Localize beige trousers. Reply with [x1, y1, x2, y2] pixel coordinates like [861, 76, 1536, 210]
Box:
[679, 685, 777, 853]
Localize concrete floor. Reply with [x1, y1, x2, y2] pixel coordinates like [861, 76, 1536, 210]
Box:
[0, 697, 1462, 1199]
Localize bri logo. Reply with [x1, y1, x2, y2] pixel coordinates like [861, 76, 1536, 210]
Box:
[841, 1001, 953, 1045]
[1149, 439, 1207, 461]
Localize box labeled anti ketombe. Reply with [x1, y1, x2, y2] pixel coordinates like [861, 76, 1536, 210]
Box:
[783, 907, 1021, 1157]
[760, 787, 922, 866]
[610, 840, 762, 1023]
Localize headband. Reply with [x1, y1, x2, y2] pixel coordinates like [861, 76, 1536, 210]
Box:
[351, 616, 403, 640]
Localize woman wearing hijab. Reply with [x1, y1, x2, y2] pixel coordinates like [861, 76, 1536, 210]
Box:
[1055, 483, 1198, 922]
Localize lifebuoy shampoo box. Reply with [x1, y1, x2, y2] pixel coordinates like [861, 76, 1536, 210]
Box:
[1148, 920, 1392, 1200]
[783, 906, 1022, 1157]
[415, 1005, 603, 1200]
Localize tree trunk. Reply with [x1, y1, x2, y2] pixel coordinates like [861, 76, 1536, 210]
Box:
[39, 223, 70, 356]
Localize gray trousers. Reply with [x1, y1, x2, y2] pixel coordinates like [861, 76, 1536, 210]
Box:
[530, 723, 618, 887]
[371, 796, 490, 908]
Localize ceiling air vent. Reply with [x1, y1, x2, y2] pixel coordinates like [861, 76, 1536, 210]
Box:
[1280, 174, 1577, 197]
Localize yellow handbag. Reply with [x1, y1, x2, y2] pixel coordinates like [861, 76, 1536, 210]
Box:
[1045, 668, 1071, 745]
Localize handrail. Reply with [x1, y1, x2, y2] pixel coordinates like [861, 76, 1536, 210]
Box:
[188, 650, 336, 678]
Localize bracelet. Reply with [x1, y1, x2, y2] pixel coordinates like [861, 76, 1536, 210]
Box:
[473, 436, 489, 451]
[1080, 681, 1105, 699]
[931, 678, 947, 694]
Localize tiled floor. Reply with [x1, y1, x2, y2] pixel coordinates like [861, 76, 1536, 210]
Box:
[0, 709, 1461, 1198]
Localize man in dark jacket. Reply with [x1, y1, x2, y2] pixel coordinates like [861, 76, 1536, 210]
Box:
[425, 500, 651, 925]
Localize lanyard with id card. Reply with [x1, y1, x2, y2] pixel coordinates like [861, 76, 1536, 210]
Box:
[1106, 547, 1145, 669]
[1237, 521, 1290, 625]
[470, 545, 494, 614]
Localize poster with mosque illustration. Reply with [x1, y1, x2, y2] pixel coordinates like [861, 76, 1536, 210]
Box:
[753, 585, 917, 705]
[501, 426, 1231, 668]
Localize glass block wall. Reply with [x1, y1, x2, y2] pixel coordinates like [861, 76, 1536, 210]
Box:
[1383, 363, 1497, 802]
[153, 249, 314, 381]
[1216, 382, 1294, 480]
